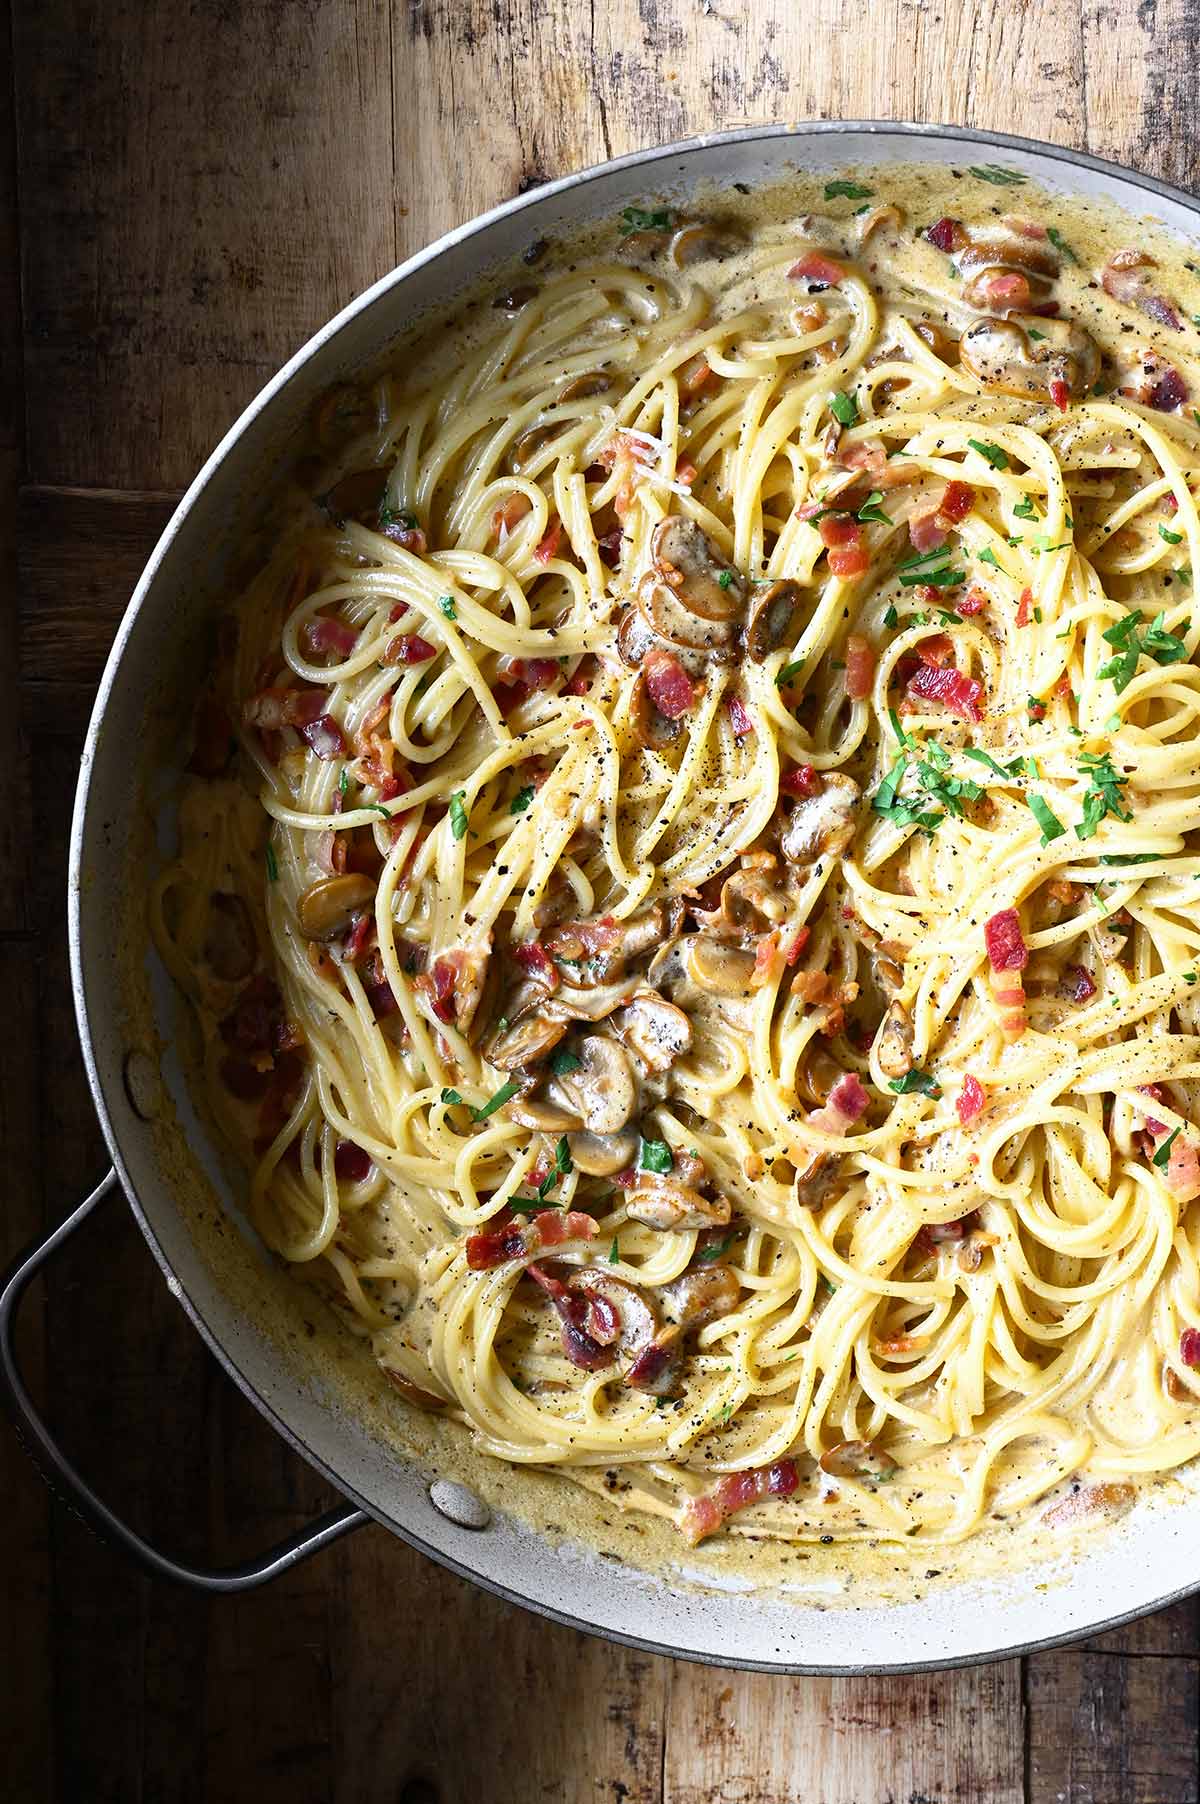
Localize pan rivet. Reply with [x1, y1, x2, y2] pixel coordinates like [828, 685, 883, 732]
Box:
[123, 1049, 164, 1122]
[428, 1478, 491, 1530]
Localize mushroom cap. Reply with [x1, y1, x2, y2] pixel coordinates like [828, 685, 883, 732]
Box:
[624, 1183, 732, 1231]
[959, 314, 1100, 403]
[568, 1124, 641, 1176]
[297, 872, 377, 940]
[486, 1009, 569, 1069]
[746, 579, 803, 663]
[651, 517, 744, 622]
[555, 1034, 638, 1135]
[614, 990, 693, 1073]
[684, 936, 758, 997]
[636, 571, 739, 654]
[660, 1264, 741, 1327]
[875, 1000, 914, 1079]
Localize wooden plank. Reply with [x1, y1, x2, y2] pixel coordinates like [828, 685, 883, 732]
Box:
[1082, 0, 1200, 186]
[330, 1525, 667, 1804]
[13, 0, 396, 491]
[1027, 1646, 1200, 1804]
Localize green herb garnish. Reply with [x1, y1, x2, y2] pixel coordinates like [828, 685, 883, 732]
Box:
[550, 1048, 583, 1077]
[1153, 1125, 1182, 1170]
[888, 1068, 942, 1097]
[449, 791, 469, 840]
[897, 547, 967, 588]
[968, 438, 1010, 470]
[471, 1079, 522, 1123]
[1160, 524, 1184, 545]
[265, 842, 279, 882]
[968, 164, 1028, 186]
[441, 1087, 464, 1106]
[1027, 794, 1066, 843]
[619, 205, 673, 235]
[639, 1138, 674, 1174]
[537, 1135, 574, 1199]
[830, 391, 859, 427]
[977, 547, 1001, 569]
[857, 490, 893, 525]
[339, 766, 350, 795]
[1013, 497, 1039, 520]
[510, 784, 534, 815]
[776, 658, 805, 687]
[824, 180, 874, 200]
[1047, 226, 1077, 264]
[697, 1236, 734, 1264]
[717, 569, 735, 589]
[609, 1238, 620, 1265]
[1076, 751, 1132, 841]
[438, 594, 457, 620]
[1099, 607, 1191, 693]
[883, 603, 899, 628]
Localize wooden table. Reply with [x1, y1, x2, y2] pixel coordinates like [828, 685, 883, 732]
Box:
[4, 2, 1200, 1798]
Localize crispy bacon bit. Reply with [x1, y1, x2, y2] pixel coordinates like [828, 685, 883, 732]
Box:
[844, 634, 875, 701]
[680, 355, 715, 399]
[675, 457, 698, 488]
[533, 518, 563, 564]
[243, 685, 327, 732]
[596, 526, 624, 568]
[1016, 587, 1034, 629]
[494, 655, 561, 715]
[967, 269, 1032, 314]
[343, 911, 375, 962]
[752, 933, 782, 984]
[839, 441, 886, 475]
[492, 493, 533, 541]
[727, 695, 755, 739]
[680, 1459, 799, 1544]
[188, 697, 234, 777]
[1048, 377, 1070, 413]
[334, 1140, 372, 1183]
[532, 1211, 599, 1249]
[428, 957, 457, 1023]
[916, 635, 954, 669]
[811, 1070, 870, 1130]
[925, 216, 964, 253]
[1063, 964, 1097, 1004]
[956, 587, 986, 617]
[908, 509, 947, 553]
[957, 1074, 986, 1125]
[644, 648, 696, 719]
[526, 1253, 608, 1368]
[1166, 1133, 1200, 1203]
[780, 764, 819, 797]
[466, 1213, 528, 1271]
[1150, 367, 1189, 412]
[787, 251, 846, 288]
[938, 479, 974, 523]
[906, 663, 984, 722]
[383, 632, 437, 665]
[1181, 1328, 1200, 1369]
[299, 714, 347, 760]
[785, 925, 811, 967]
[819, 513, 869, 578]
[303, 615, 359, 657]
[511, 940, 559, 987]
[984, 908, 1027, 1042]
[625, 1340, 677, 1390]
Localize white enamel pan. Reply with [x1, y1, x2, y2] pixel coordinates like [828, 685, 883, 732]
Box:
[5, 122, 1200, 1673]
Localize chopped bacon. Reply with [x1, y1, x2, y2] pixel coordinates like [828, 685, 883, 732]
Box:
[844, 634, 875, 700]
[334, 1140, 372, 1183]
[188, 697, 234, 778]
[1063, 964, 1097, 1004]
[680, 1460, 799, 1544]
[925, 217, 964, 253]
[784, 924, 811, 966]
[787, 251, 845, 288]
[1143, 293, 1183, 330]
[299, 714, 346, 760]
[1049, 377, 1070, 413]
[511, 940, 559, 987]
[908, 509, 947, 553]
[596, 526, 624, 568]
[644, 648, 696, 719]
[383, 632, 438, 665]
[810, 1071, 870, 1132]
[680, 355, 715, 399]
[526, 1253, 608, 1368]
[466, 1213, 528, 1271]
[839, 441, 887, 475]
[1165, 1133, 1200, 1203]
[955, 587, 986, 617]
[753, 933, 782, 984]
[957, 1074, 986, 1125]
[494, 655, 561, 715]
[1181, 1328, 1200, 1369]
[984, 908, 1027, 1042]
[382, 523, 427, 553]
[428, 957, 457, 1023]
[303, 615, 359, 657]
[780, 763, 819, 798]
[1150, 367, 1189, 412]
[916, 635, 954, 668]
[675, 457, 698, 488]
[533, 518, 563, 564]
[906, 662, 984, 722]
[1016, 587, 1034, 629]
[1102, 253, 1183, 330]
[968, 270, 1032, 315]
[343, 911, 375, 962]
[243, 685, 327, 732]
[361, 951, 399, 1019]
[819, 513, 869, 578]
[531, 1211, 599, 1249]
[938, 480, 974, 524]
[727, 695, 755, 739]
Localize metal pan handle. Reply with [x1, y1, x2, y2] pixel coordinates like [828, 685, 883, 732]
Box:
[0, 1170, 368, 1590]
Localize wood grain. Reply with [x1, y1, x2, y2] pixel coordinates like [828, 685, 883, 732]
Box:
[9, 1, 1200, 1801]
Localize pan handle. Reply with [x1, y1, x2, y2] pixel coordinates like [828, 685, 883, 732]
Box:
[0, 1169, 369, 1590]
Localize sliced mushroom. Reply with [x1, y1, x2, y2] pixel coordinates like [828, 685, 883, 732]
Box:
[321, 465, 389, 523]
[876, 1000, 914, 1079]
[204, 892, 257, 982]
[746, 579, 803, 663]
[630, 664, 684, 751]
[486, 1009, 569, 1069]
[684, 937, 758, 996]
[660, 1265, 741, 1328]
[669, 220, 745, 267]
[636, 572, 739, 655]
[818, 1438, 898, 1481]
[555, 1034, 638, 1135]
[613, 991, 693, 1073]
[617, 605, 657, 668]
[568, 1124, 640, 1176]
[698, 865, 790, 938]
[449, 937, 493, 1039]
[651, 517, 744, 622]
[508, 421, 560, 473]
[959, 314, 1100, 405]
[625, 1182, 732, 1231]
[297, 873, 376, 940]
[381, 1367, 450, 1412]
[559, 371, 613, 401]
[506, 1089, 583, 1132]
[779, 772, 860, 864]
[553, 976, 642, 1022]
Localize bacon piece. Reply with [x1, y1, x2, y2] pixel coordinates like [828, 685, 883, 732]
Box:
[916, 634, 954, 669]
[787, 251, 846, 287]
[1043, 1482, 1136, 1528]
[955, 588, 986, 617]
[1016, 587, 1034, 629]
[466, 1214, 529, 1271]
[533, 518, 563, 564]
[243, 685, 327, 732]
[1063, 964, 1096, 1004]
[727, 695, 755, 739]
[492, 493, 532, 541]
[427, 957, 457, 1023]
[644, 647, 696, 719]
[1166, 1133, 1200, 1202]
[299, 714, 346, 760]
[219, 974, 284, 1056]
[533, 1211, 599, 1249]
[303, 615, 359, 657]
[839, 441, 886, 475]
[1049, 377, 1070, 413]
[938, 479, 974, 523]
[1150, 367, 1189, 412]
[808, 1070, 870, 1133]
[784, 924, 811, 966]
[780, 764, 819, 797]
[188, 697, 234, 777]
[1181, 1328, 1200, 1368]
[957, 1074, 986, 1125]
[675, 457, 698, 488]
[844, 634, 875, 700]
[964, 269, 1031, 314]
[984, 908, 1027, 1042]
[680, 1460, 799, 1545]
[906, 663, 984, 722]
[819, 513, 869, 578]
[511, 940, 559, 987]
[383, 632, 437, 665]
[334, 1140, 372, 1183]
[908, 509, 946, 552]
[925, 217, 964, 253]
[596, 526, 624, 567]
[343, 911, 375, 962]
[526, 1256, 610, 1368]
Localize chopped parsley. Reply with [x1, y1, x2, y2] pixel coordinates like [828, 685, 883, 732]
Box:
[776, 658, 806, 687]
[339, 765, 350, 794]
[449, 791, 470, 840]
[697, 1235, 734, 1264]
[1153, 1125, 1182, 1170]
[638, 1138, 674, 1174]
[857, 490, 893, 525]
[1098, 607, 1191, 693]
[609, 1238, 620, 1265]
[824, 179, 874, 199]
[873, 739, 983, 834]
[378, 502, 419, 531]
[619, 205, 672, 235]
[510, 784, 535, 814]
[897, 547, 967, 588]
[717, 569, 735, 589]
[1013, 496, 1040, 520]
[1160, 524, 1184, 545]
[441, 1087, 464, 1106]
[1098, 852, 1160, 865]
[1047, 226, 1078, 264]
[363, 802, 393, 820]
[265, 841, 279, 882]
[883, 603, 899, 628]
[888, 1068, 942, 1097]
[1076, 752, 1131, 841]
[962, 745, 1029, 780]
[549, 1048, 583, 1077]
[1027, 328, 1047, 343]
[829, 390, 860, 427]
[968, 438, 1010, 470]
[438, 594, 457, 619]
[471, 1079, 523, 1123]
[977, 547, 1001, 569]
[537, 1134, 574, 1200]
[968, 164, 1028, 186]
[1027, 794, 1066, 844]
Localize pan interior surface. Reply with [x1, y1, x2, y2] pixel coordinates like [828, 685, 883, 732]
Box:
[70, 123, 1200, 1671]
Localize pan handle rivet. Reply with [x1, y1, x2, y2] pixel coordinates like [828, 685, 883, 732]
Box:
[428, 1478, 491, 1530]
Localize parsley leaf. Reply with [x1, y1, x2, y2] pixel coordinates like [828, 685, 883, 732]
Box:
[619, 205, 672, 235]
[776, 658, 805, 687]
[1013, 497, 1039, 520]
[857, 490, 893, 525]
[1075, 752, 1132, 841]
[1153, 1125, 1182, 1170]
[438, 595, 457, 619]
[977, 547, 1001, 568]
[968, 438, 1010, 470]
[339, 765, 350, 794]
[265, 841, 279, 882]
[968, 164, 1028, 186]
[897, 547, 966, 588]
[824, 180, 874, 199]
[717, 569, 735, 589]
[830, 391, 859, 426]
[884, 603, 899, 628]
[609, 1237, 620, 1265]
[1028, 794, 1066, 843]
[697, 1235, 734, 1264]
[471, 1079, 522, 1122]
[550, 1048, 583, 1077]
[1160, 524, 1185, 545]
[510, 784, 535, 814]
[638, 1138, 674, 1174]
[449, 791, 470, 840]
[1047, 226, 1077, 264]
[441, 1087, 464, 1106]
[888, 1068, 942, 1097]
[1099, 607, 1190, 692]
[536, 1135, 574, 1199]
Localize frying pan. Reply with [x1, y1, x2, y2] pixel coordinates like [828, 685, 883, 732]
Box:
[6, 121, 1200, 1674]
